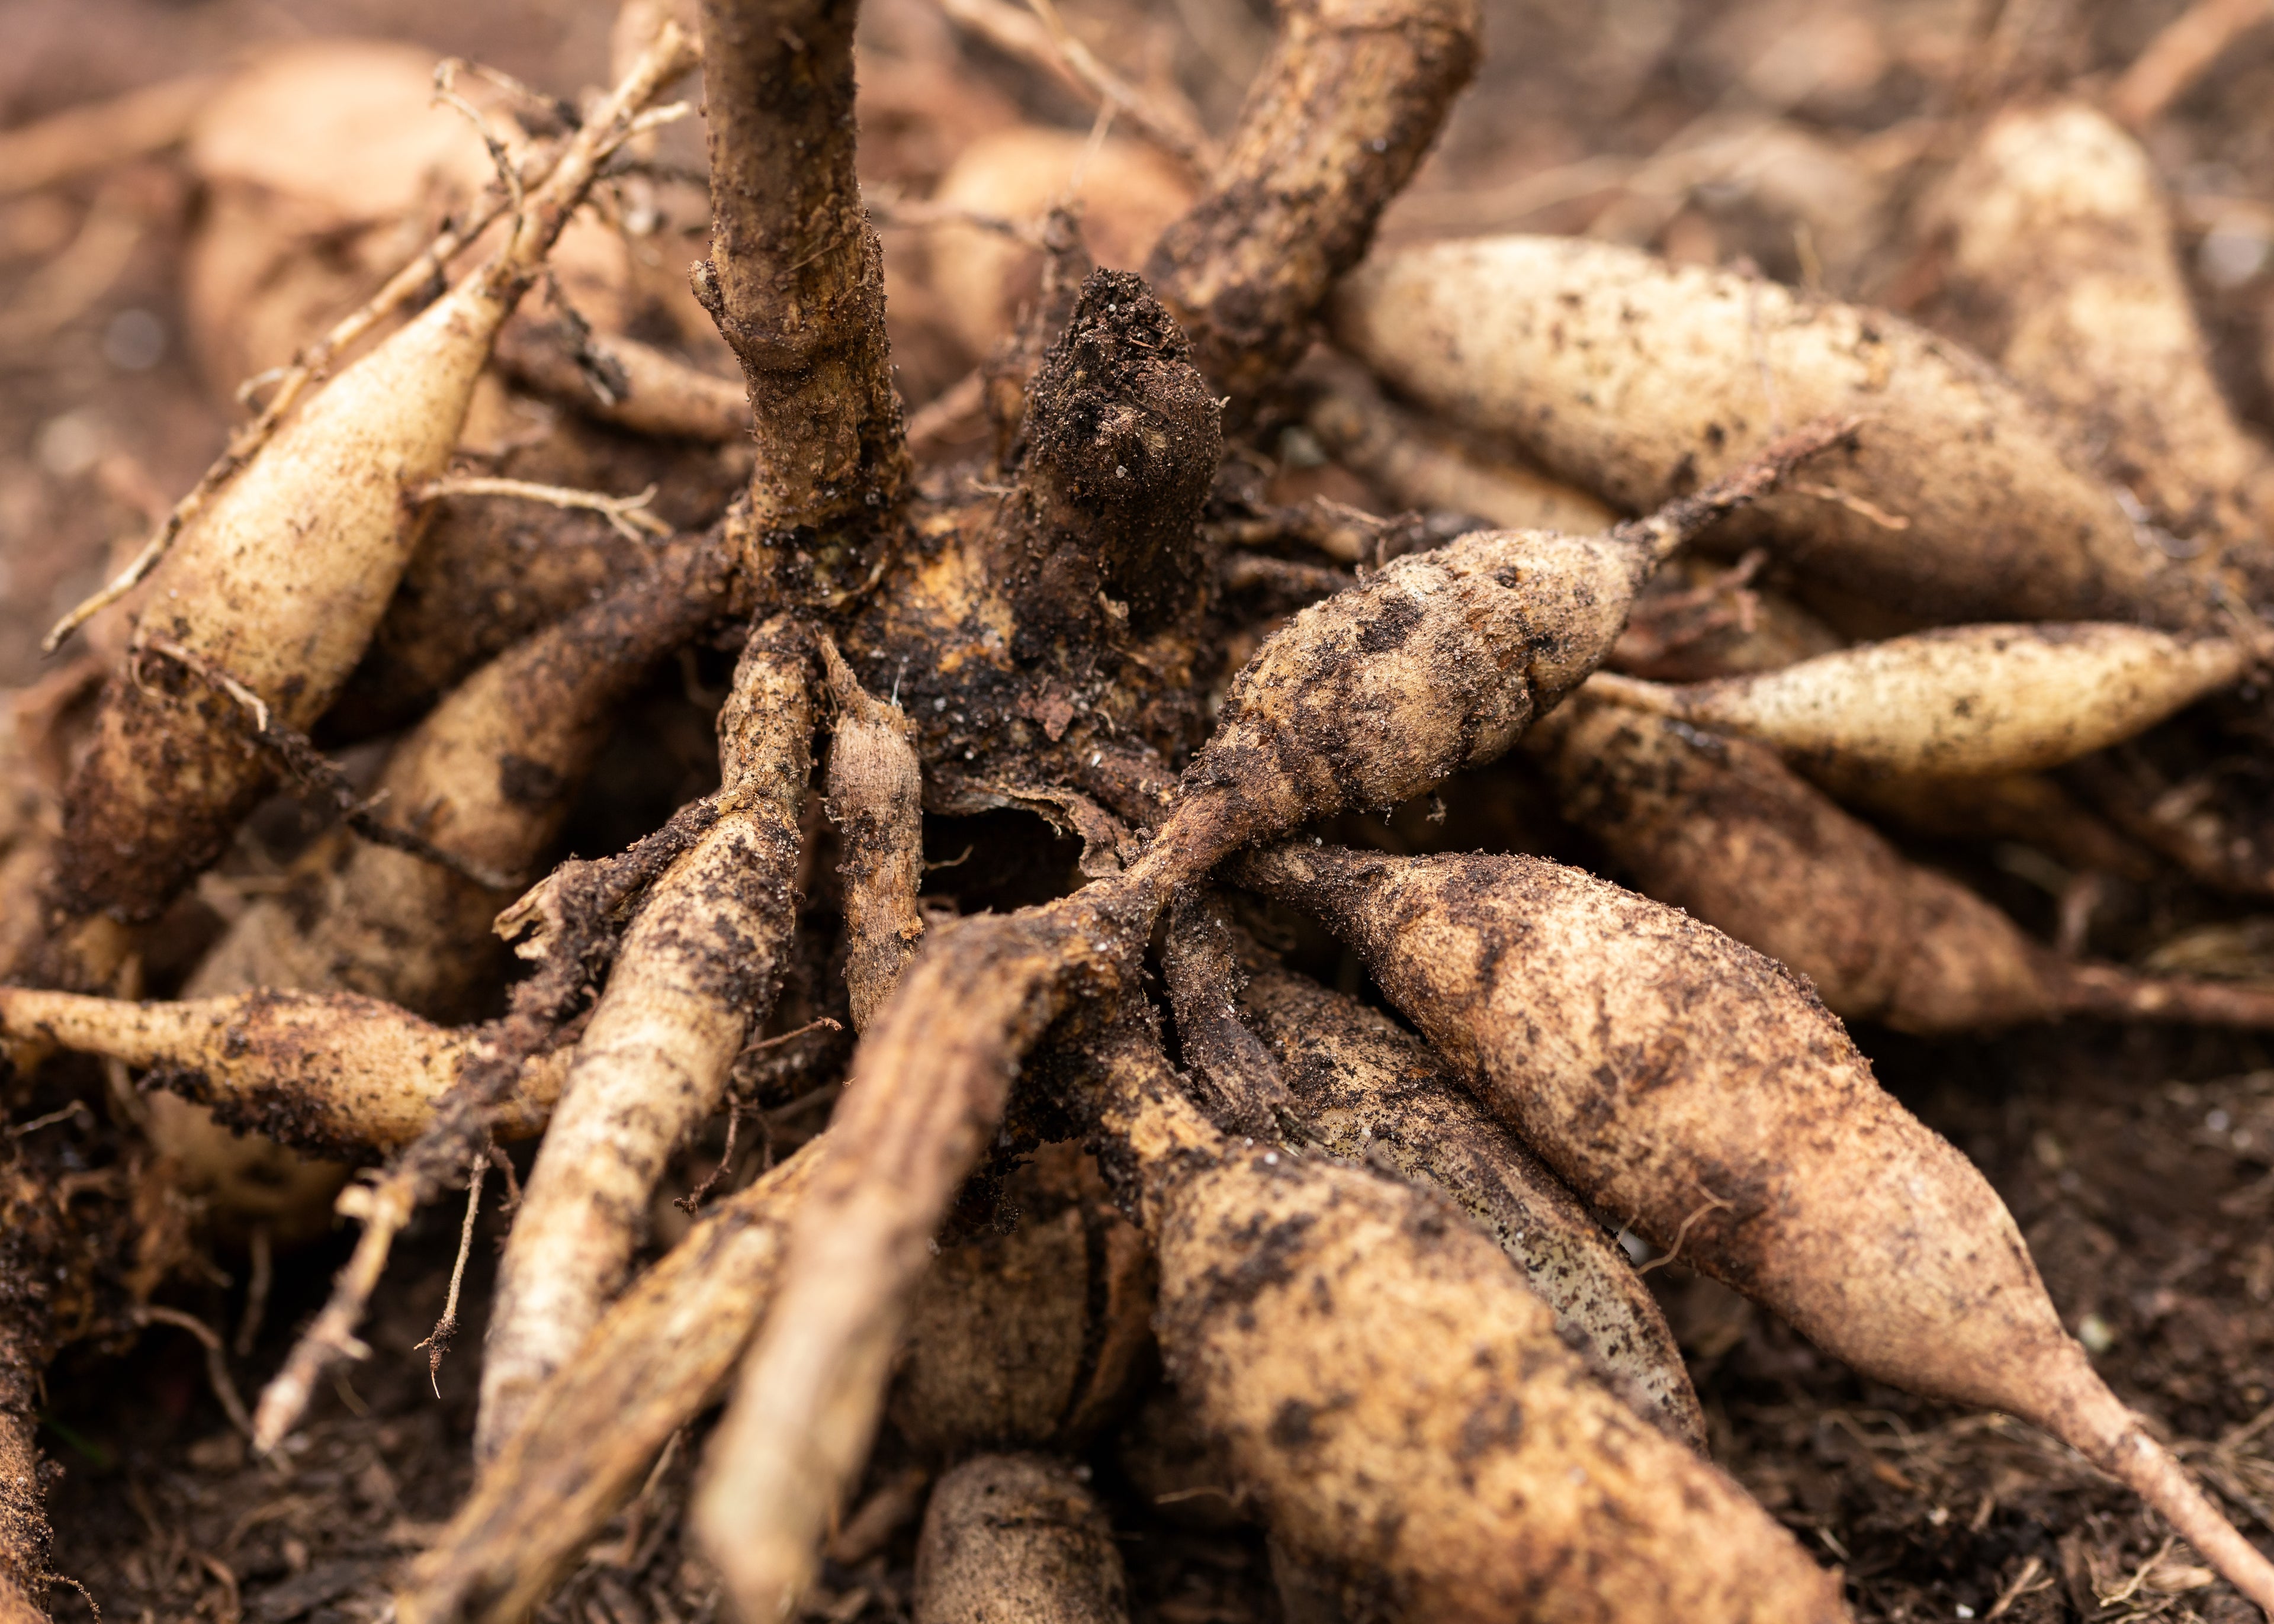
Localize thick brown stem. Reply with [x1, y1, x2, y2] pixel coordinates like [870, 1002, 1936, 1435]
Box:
[1145, 0, 1482, 406]
[694, 0, 907, 593]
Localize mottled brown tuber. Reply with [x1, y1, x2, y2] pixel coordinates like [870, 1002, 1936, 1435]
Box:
[1074, 1018, 1850, 1623]
[1530, 689, 2274, 1033]
[913, 1453, 1130, 1624]
[1231, 954, 1707, 1448]
[1234, 840, 2274, 1610]
[889, 1143, 1154, 1459]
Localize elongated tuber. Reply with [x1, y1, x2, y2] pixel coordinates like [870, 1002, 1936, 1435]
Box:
[0, 986, 567, 1154]
[1234, 840, 2274, 1610]
[1232, 956, 1706, 1446]
[1935, 99, 2274, 561]
[1530, 689, 2274, 1032]
[1588, 622, 2254, 780]
[1075, 1018, 1849, 1623]
[49, 26, 699, 936]
[1332, 234, 2181, 623]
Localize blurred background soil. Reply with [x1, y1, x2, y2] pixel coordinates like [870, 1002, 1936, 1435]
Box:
[8, 0, 2274, 1619]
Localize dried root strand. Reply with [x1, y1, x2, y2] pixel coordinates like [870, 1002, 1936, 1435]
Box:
[689, 857, 1177, 1622]
[1531, 688, 2274, 1034]
[0, 986, 567, 1153]
[1145, 0, 1482, 404]
[475, 616, 815, 1461]
[912, 1453, 1132, 1624]
[1075, 1018, 1850, 1623]
[820, 636, 926, 1031]
[494, 315, 753, 442]
[1231, 840, 2274, 1611]
[250, 765, 717, 1455]
[1585, 622, 2256, 782]
[398, 1144, 820, 1624]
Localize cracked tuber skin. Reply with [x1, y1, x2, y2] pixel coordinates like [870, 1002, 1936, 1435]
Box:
[1234, 840, 2274, 1612]
[820, 636, 926, 1032]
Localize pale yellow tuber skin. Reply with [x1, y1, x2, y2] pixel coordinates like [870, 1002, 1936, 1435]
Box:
[1587, 622, 2254, 780]
[1079, 1020, 1850, 1624]
[49, 24, 700, 933]
[476, 616, 814, 1462]
[1332, 234, 2183, 625]
[913, 1454, 1131, 1624]
[1234, 841, 2274, 1613]
[1935, 99, 2274, 560]
[141, 535, 734, 1233]
[820, 637, 926, 1032]
[1233, 960, 1706, 1448]
[1530, 690, 2274, 1033]
[0, 986, 566, 1154]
